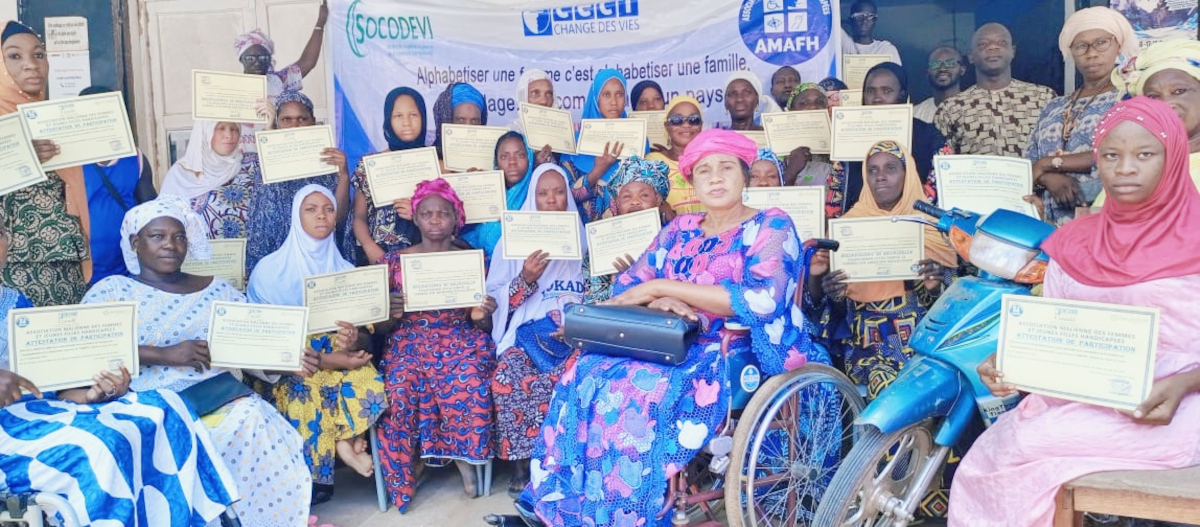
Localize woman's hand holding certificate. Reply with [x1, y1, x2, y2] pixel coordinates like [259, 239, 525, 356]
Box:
[18, 92, 137, 171]
[501, 211, 583, 260]
[585, 209, 660, 277]
[441, 125, 509, 172]
[400, 250, 486, 312]
[256, 125, 336, 183]
[742, 187, 825, 241]
[577, 119, 646, 158]
[831, 104, 913, 161]
[192, 69, 268, 124]
[520, 103, 577, 154]
[363, 147, 442, 206]
[303, 265, 390, 333]
[7, 303, 139, 392]
[828, 217, 924, 282]
[762, 111, 831, 155]
[206, 302, 309, 371]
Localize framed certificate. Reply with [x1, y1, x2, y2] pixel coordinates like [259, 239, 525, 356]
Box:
[400, 250, 486, 312]
[762, 110, 832, 155]
[576, 118, 646, 158]
[8, 302, 139, 391]
[17, 92, 137, 171]
[935, 155, 1039, 217]
[362, 146, 442, 207]
[441, 170, 506, 224]
[843, 54, 892, 90]
[831, 104, 913, 161]
[997, 295, 1159, 411]
[441, 124, 509, 172]
[629, 110, 668, 148]
[585, 208, 661, 277]
[500, 211, 582, 260]
[520, 103, 577, 154]
[742, 186, 826, 241]
[207, 301, 308, 370]
[828, 216, 924, 282]
[255, 125, 335, 184]
[736, 130, 769, 148]
[303, 265, 390, 334]
[181, 238, 247, 290]
[192, 69, 267, 124]
[0, 112, 46, 196]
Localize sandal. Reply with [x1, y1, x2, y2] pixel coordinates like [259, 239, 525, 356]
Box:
[310, 484, 335, 506]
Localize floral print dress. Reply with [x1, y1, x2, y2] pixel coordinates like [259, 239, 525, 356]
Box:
[526, 208, 827, 526]
[189, 153, 259, 240]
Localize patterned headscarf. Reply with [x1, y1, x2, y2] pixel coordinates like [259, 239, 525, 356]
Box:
[383, 87, 427, 151]
[120, 195, 212, 275]
[234, 29, 274, 57]
[274, 90, 314, 115]
[1058, 7, 1138, 60]
[606, 156, 670, 210]
[755, 148, 786, 185]
[1113, 39, 1200, 96]
[678, 128, 758, 180]
[412, 178, 467, 233]
[786, 83, 827, 109]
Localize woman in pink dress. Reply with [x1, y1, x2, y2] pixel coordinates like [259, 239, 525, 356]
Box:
[948, 96, 1200, 525]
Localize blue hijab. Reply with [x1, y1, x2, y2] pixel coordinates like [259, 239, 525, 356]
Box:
[562, 69, 635, 215]
[459, 131, 535, 260]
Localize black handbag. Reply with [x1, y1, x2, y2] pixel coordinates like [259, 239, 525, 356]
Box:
[562, 304, 700, 366]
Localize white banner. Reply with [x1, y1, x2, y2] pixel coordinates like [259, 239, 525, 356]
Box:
[329, 0, 841, 162]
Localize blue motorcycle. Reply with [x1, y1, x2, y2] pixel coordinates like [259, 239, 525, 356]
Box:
[814, 202, 1055, 526]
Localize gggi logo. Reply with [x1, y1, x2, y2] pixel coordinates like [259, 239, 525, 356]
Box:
[522, 1, 639, 37]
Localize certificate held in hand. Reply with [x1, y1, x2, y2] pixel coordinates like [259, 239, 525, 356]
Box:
[255, 125, 336, 184]
[192, 69, 267, 124]
[762, 110, 832, 155]
[742, 187, 826, 241]
[935, 155, 1039, 217]
[0, 112, 46, 196]
[400, 250, 486, 312]
[501, 211, 582, 260]
[829, 216, 924, 282]
[843, 54, 892, 90]
[303, 265, 391, 334]
[18, 92, 137, 171]
[520, 103, 576, 154]
[629, 110, 668, 147]
[997, 295, 1159, 411]
[576, 118, 646, 158]
[181, 238, 247, 290]
[441, 125, 509, 172]
[585, 209, 660, 277]
[363, 146, 442, 207]
[441, 171, 506, 224]
[8, 302, 139, 392]
[207, 301, 308, 371]
[831, 104, 913, 161]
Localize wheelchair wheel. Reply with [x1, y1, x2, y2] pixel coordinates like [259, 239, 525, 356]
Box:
[724, 363, 865, 527]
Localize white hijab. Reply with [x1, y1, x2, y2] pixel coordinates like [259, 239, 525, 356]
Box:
[247, 184, 353, 306]
[512, 68, 556, 134]
[159, 120, 244, 200]
[725, 70, 782, 118]
[486, 164, 585, 353]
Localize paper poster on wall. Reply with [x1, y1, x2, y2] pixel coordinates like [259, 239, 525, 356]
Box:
[48, 51, 92, 100]
[44, 17, 89, 53]
[1110, 0, 1198, 49]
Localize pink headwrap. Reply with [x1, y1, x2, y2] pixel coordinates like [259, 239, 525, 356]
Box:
[678, 128, 758, 181]
[412, 178, 467, 233]
[234, 29, 275, 57]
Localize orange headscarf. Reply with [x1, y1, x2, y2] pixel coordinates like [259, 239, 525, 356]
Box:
[0, 24, 91, 280]
[842, 140, 956, 302]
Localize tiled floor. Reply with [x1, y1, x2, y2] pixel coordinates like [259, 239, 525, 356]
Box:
[312, 463, 517, 527]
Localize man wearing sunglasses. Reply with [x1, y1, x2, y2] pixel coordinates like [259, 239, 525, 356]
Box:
[914, 46, 966, 124]
[840, 0, 901, 65]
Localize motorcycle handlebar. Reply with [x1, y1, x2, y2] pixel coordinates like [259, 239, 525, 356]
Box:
[914, 200, 948, 219]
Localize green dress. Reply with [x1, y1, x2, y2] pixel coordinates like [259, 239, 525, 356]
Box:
[1, 173, 88, 306]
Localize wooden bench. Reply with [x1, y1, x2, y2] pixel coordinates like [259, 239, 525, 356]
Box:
[1054, 466, 1200, 526]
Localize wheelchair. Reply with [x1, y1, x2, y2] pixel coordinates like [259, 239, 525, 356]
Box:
[0, 487, 242, 526]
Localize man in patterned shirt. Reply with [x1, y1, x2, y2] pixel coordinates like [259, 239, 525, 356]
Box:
[933, 23, 1056, 157]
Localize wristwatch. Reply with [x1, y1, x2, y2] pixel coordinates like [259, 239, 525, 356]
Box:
[1050, 156, 1064, 170]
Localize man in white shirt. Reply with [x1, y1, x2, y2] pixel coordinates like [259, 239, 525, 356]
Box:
[840, 0, 902, 65]
[914, 46, 966, 123]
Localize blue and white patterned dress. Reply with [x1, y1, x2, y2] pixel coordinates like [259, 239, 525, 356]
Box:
[1026, 89, 1122, 226]
[83, 276, 312, 527]
[0, 285, 239, 526]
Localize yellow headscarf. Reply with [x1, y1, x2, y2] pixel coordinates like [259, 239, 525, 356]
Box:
[1113, 39, 1200, 96]
[842, 140, 956, 303]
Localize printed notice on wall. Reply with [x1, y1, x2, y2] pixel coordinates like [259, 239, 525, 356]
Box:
[44, 17, 89, 52]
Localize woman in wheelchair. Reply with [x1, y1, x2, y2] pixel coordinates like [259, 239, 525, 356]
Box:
[0, 216, 240, 526]
[518, 129, 829, 526]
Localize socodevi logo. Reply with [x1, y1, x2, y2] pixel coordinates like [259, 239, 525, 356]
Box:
[522, 0, 640, 37]
[346, 0, 434, 58]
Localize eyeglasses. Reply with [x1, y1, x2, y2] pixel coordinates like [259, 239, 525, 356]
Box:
[667, 114, 702, 127]
[1069, 37, 1113, 56]
[929, 59, 960, 70]
[240, 53, 271, 64]
[850, 13, 877, 21]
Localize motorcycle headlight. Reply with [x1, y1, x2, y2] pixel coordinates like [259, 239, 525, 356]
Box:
[969, 231, 1039, 280]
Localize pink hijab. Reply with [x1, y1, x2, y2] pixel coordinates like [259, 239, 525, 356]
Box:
[1042, 96, 1200, 287]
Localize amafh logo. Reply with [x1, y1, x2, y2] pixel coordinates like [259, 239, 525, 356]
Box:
[523, 1, 640, 37]
[739, 0, 833, 66]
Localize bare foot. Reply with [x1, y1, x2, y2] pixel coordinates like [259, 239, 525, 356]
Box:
[336, 439, 374, 477]
[455, 459, 478, 498]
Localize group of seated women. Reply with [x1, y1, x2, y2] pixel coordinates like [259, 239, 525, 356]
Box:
[0, 14, 1198, 527]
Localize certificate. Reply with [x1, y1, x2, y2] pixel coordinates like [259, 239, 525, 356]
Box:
[585, 209, 660, 277]
[8, 303, 139, 391]
[303, 265, 390, 334]
[400, 250, 486, 312]
[192, 69, 267, 124]
[997, 295, 1159, 411]
[762, 110, 832, 155]
[828, 216, 924, 282]
[17, 92, 137, 171]
[442, 170, 506, 224]
[441, 124, 509, 172]
[743, 186, 826, 241]
[0, 112, 46, 196]
[363, 146, 442, 206]
[630, 110, 668, 147]
[576, 118, 646, 158]
[843, 54, 892, 90]
[520, 103, 577, 154]
[835, 89, 863, 107]
[207, 301, 307, 370]
[181, 238, 246, 290]
[500, 211, 582, 260]
[736, 130, 770, 148]
[831, 104, 913, 161]
[934, 155, 1039, 217]
[255, 125, 335, 184]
